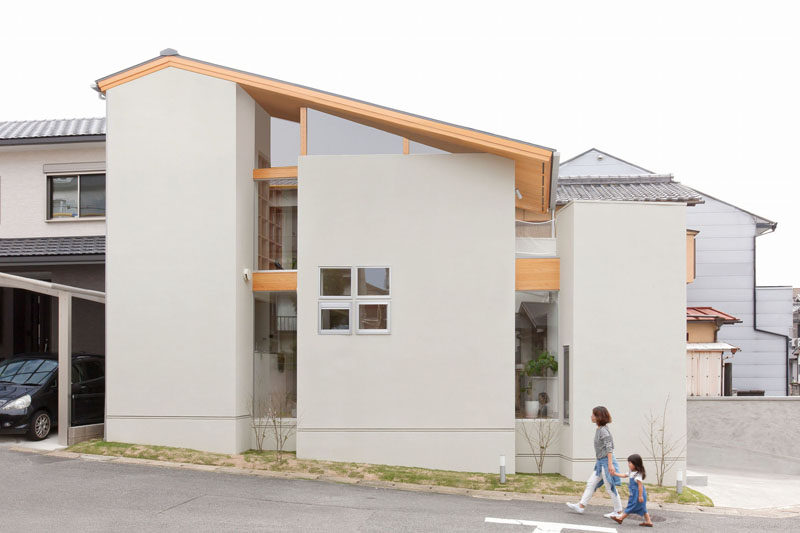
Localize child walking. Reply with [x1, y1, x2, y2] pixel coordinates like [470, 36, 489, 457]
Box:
[611, 454, 654, 527]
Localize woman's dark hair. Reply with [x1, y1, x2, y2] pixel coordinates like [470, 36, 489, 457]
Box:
[628, 454, 646, 480]
[592, 406, 612, 426]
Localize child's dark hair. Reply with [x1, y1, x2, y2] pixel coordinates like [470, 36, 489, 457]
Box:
[592, 406, 612, 426]
[628, 454, 646, 480]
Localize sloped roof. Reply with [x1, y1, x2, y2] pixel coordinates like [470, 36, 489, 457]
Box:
[0, 236, 105, 257]
[556, 149, 702, 206]
[0, 118, 105, 145]
[687, 306, 741, 324]
[95, 50, 557, 213]
[558, 175, 703, 205]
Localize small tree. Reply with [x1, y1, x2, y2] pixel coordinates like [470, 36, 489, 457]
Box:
[642, 395, 686, 486]
[250, 392, 297, 461]
[524, 350, 558, 415]
[518, 418, 559, 474]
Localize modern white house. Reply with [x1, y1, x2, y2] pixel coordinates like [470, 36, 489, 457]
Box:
[30, 50, 695, 482]
[0, 119, 106, 360]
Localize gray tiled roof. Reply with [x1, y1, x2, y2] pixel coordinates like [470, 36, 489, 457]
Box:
[0, 236, 105, 257]
[557, 174, 703, 205]
[0, 118, 105, 141]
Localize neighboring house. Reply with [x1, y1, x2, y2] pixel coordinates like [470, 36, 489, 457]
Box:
[685, 307, 741, 396]
[557, 148, 794, 396]
[0, 119, 106, 360]
[87, 50, 688, 482]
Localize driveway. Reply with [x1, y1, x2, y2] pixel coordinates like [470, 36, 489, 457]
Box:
[688, 466, 800, 510]
[0, 448, 796, 532]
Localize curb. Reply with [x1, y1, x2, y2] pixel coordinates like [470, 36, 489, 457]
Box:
[12, 447, 799, 519]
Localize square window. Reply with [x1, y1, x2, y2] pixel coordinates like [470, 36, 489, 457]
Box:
[357, 302, 390, 334]
[320, 268, 351, 297]
[357, 267, 390, 296]
[319, 303, 351, 334]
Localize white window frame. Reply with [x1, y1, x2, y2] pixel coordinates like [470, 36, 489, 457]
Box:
[318, 266, 392, 335]
[356, 300, 391, 335]
[355, 266, 392, 299]
[318, 301, 352, 335]
[319, 266, 354, 299]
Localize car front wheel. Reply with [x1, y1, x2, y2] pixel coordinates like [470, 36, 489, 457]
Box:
[27, 410, 52, 441]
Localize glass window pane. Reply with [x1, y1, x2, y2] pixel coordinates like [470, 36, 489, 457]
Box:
[357, 268, 390, 296]
[320, 268, 351, 296]
[321, 308, 350, 330]
[79, 174, 106, 217]
[358, 304, 388, 330]
[10, 373, 33, 384]
[49, 176, 78, 218]
[38, 360, 57, 373]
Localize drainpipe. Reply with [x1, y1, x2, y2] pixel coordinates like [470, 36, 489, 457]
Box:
[752, 225, 791, 396]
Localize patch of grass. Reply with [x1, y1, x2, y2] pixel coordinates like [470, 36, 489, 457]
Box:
[66, 441, 712, 506]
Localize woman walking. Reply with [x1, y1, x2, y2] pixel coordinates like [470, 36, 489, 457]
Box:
[566, 406, 623, 517]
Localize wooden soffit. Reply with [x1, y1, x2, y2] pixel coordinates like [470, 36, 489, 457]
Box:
[515, 258, 560, 291]
[96, 54, 557, 213]
[252, 271, 297, 292]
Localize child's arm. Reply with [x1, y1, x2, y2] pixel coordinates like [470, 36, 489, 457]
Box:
[637, 479, 644, 502]
[612, 471, 628, 478]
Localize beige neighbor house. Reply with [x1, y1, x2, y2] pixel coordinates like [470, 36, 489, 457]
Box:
[0, 119, 106, 361]
[93, 50, 689, 482]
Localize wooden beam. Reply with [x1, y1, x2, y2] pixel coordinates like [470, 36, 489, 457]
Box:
[299, 107, 308, 156]
[252, 271, 297, 292]
[96, 55, 557, 213]
[403, 137, 410, 154]
[253, 166, 298, 180]
[515, 258, 560, 291]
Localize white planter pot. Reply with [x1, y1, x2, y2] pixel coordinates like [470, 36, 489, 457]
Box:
[524, 400, 538, 418]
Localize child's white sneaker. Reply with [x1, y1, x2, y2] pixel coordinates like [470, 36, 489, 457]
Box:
[566, 503, 585, 514]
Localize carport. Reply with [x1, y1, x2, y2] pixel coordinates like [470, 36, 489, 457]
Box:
[0, 272, 105, 446]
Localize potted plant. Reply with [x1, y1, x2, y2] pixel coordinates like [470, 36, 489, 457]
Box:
[524, 350, 558, 417]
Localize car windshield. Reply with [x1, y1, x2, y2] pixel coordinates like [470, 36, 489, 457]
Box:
[0, 359, 56, 385]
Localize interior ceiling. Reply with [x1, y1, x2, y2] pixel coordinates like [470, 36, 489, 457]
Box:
[97, 55, 555, 213]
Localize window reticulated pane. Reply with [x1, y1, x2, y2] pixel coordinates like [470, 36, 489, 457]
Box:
[321, 308, 350, 330]
[358, 303, 388, 330]
[79, 174, 106, 217]
[320, 268, 351, 296]
[357, 268, 390, 296]
[50, 176, 78, 218]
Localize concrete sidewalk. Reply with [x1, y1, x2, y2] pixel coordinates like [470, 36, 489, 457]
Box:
[687, 466, 800, 510]
[0, 432, 64, 451]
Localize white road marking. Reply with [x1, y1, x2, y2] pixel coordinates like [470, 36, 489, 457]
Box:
[485, 516, 618, 533]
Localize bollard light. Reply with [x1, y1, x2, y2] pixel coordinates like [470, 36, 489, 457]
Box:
[499, 455, 506, 484]
[676, 469, 684, 494]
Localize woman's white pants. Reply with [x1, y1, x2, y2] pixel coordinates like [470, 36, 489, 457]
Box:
[579, 469, 623, 512]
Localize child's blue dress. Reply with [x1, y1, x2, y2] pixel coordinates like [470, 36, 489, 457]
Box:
[624, 471, 648, 516]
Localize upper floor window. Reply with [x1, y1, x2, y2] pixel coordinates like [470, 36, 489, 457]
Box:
[47, 174, 106, 219]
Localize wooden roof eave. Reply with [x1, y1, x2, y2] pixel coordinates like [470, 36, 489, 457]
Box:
[96, 55, 556, 213]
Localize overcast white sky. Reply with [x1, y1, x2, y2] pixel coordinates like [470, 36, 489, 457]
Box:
[3, 1, 797, 286]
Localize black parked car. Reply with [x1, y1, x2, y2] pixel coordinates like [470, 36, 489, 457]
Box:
[0, 353, 105, 440]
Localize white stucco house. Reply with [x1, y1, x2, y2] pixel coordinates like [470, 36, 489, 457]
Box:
[557, 148, 794, 397]
[2, 50, 692, 482]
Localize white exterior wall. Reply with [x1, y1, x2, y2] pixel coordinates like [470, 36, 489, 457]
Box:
[687, 195, 789, 395]
[0, 143, 105, 237]
[296, 153, 515, 473]
[105, 67, 259, 453]
[556, 201, 687, 483]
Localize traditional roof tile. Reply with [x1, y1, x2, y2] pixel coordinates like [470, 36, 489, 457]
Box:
[0, 236, 105, 257]
[0, 118, 105, 144]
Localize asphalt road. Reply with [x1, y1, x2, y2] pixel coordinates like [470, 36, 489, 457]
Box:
[0, 448, 792, 532]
